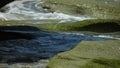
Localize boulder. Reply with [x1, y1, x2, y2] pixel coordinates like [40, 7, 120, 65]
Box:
[0, 0, 14, 8]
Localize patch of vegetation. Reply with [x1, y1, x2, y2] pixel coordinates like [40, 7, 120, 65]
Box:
[0, 19, 120, 33]
[82, 58, 120, 68]
[47, 40, 120, 68]
[40, 0, 120, 19]
[36, 19, 120, 33]
[0, 20, 59, 26]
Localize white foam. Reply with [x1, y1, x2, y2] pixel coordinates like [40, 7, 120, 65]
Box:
[0, 12, 30, 20]
[0, 0, 91, 22]
[60, 32, 120, 40]
[94, 35, 120, 40]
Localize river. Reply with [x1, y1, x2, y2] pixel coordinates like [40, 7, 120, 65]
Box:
[0, 0, 119, 68]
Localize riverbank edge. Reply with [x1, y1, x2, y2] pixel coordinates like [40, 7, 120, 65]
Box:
[47, 40, 120, 68]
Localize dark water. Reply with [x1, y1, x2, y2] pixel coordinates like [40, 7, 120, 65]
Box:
[0, 0, 117, 64]
[0, 28, 112, 63]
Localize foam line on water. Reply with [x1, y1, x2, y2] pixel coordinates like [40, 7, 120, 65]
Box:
[0, 0, 91, 22]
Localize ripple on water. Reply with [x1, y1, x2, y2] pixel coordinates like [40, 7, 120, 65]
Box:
[0, 0, 117, 68]
[0, 30, 112, 63]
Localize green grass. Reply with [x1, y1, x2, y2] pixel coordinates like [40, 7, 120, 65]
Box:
[47, 40, 120, 68]
[0, 19, 120, 33]
[81, 58, 120, 68]
[36, 19, 120, 33]
[0, 20, 59, 26]
[40, 0, 120, 19]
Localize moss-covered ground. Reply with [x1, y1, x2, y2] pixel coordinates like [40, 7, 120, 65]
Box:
[0, 20, 59, 26]
[40, 0, 120, 19]
[36, 19, 120, 33]
[0, 19, 120, 33]
[47, 40, 120, 68]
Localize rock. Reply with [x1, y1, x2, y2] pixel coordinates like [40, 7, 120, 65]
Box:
[47, 40, 120, 68]
[40, 0, 120, 19]
[0, 0, 14, 8]
[0, 6, 9, 12]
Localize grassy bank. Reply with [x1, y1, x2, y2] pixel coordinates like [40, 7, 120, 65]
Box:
[40, 0, 120, 19]
[47, 40, 120, 68]
[36, 19, 120, 33]
[0, 20, 59, 26]
[0, 19, 120, 33]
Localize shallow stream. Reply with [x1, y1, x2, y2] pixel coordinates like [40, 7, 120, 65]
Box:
[0, 0, 119, 68]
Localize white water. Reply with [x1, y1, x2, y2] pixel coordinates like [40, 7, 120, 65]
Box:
[94, 35, 120, 40]
[0, 0, 119, 68]
[0, 0, 119, 40]
[0, 0, 91, 22]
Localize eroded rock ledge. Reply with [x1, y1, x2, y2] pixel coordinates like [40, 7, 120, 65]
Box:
[47, 40, 120, 68]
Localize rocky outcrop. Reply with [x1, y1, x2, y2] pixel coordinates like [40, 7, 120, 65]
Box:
[40, 0, 120, 19]
[0, 0, 14, 8]
[47, 40, 120, 68]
